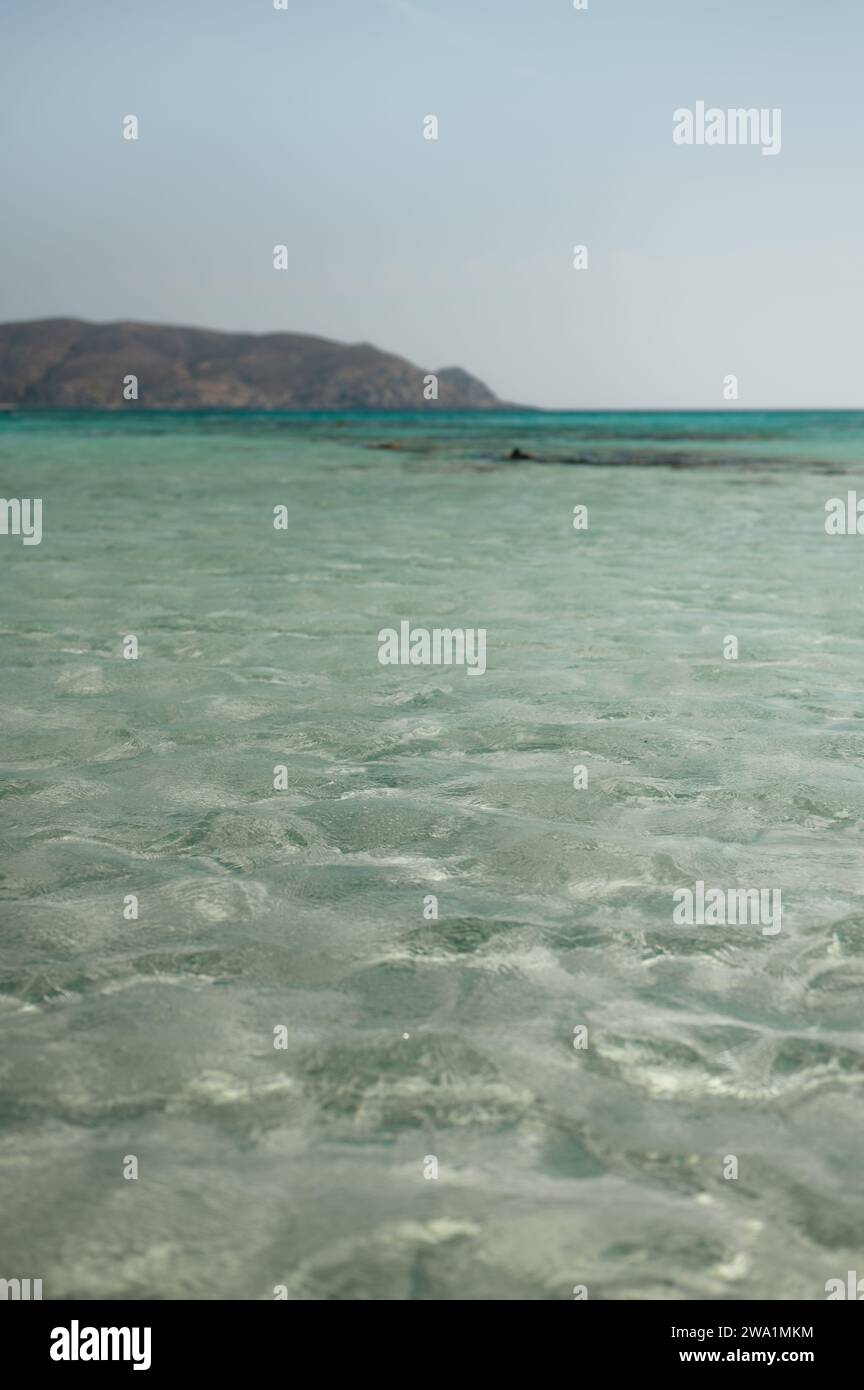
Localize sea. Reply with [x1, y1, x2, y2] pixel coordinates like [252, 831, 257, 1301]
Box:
[1, 409, 863, 1300]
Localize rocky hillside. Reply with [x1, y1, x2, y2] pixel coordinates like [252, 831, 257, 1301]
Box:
[0, 319, 503, 410]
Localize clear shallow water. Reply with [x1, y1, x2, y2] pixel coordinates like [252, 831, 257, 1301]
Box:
[1, 410, 864, 1300]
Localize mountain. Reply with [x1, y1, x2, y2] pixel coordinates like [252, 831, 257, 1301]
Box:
[0, 319, 504, 410]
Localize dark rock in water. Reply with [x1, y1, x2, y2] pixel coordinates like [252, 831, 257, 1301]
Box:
[369, 440, 403, 450]
[508, 447, 536, 460]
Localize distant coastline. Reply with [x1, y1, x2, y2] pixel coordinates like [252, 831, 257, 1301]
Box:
[3, 322, 864, 415]
[0, 318, 511, 412]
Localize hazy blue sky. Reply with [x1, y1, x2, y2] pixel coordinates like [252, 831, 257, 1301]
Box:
[2, 0, 862, 407]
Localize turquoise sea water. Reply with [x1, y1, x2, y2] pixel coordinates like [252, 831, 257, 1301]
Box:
[1, 410, 864, 1300]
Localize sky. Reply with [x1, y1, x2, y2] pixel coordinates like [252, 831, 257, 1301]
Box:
[1, 0, 863, 408]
